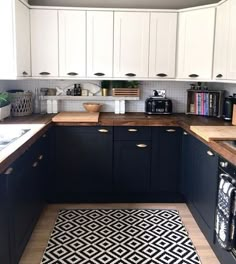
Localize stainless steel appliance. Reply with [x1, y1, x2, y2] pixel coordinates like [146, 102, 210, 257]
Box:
[145, 90, 172, 115]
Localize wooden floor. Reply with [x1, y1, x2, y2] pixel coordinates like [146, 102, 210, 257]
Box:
[19, 203, 220, 264]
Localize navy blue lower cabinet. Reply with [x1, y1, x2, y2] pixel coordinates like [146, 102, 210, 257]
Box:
[51, 126, 113, 202]
[0, 176, 10, 264]
[181, 132, 218, 246]
[151, 127, 182, 201]
[114, 140, 151, 200]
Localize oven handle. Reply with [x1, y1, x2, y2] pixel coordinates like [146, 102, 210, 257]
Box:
[220, 173, 236, 186]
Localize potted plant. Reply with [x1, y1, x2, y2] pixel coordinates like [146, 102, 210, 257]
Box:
[0, 92, 11, 120]
[112, 81, 140, 97]
[101, 80, 111, 96]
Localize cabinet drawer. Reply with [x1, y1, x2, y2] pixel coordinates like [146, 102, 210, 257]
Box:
[114, 126, 151, 141]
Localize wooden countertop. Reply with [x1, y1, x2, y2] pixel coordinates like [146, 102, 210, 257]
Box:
[0, 113, 235, 173]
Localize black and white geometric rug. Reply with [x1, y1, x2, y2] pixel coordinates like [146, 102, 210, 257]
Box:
[41, 209, 201, 264]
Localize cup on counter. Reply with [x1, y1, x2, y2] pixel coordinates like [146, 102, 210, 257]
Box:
[40, 88, 49, 96]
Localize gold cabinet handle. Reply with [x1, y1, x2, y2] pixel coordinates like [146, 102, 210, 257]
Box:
[98, 129, 109, 133]
[4, 167, 14, 175]
[38, 155, 44, 160]
[136, 144, 148, 148]
[32, 162, 38, 168]
[207, 150, 214, 157]
[166, 129, 176, 133]
[128, 128, 138, 132]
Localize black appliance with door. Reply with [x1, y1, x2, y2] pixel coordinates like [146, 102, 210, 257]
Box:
[214, 157, 236, 264]
[223, 94, 236, 121]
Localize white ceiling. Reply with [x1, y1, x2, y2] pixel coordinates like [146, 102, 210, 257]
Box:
[29, 0, 220, 9]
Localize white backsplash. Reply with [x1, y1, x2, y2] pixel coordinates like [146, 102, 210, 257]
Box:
[0, 79, 235, 113]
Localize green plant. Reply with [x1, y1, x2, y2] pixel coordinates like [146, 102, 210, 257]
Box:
[111, 81, 129, 88]
[127, 81, 140, 88]
[101, 80, 111, 89]
[0, 92, 10, 108]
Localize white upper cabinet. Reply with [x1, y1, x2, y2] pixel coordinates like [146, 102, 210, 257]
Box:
[59, 10, 86, 78]
[177, 7, 215, 80]
[213, 0, 229, 80]
[149, 12, 177, 79]
[31, 9, 58, 77]
[114, 12, 150, 78]
[227, 0, 236, 80]
[15, 0, 31, 77]
[87, 11, 113, 78]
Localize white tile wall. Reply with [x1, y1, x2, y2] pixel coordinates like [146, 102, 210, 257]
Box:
[0, 79, 235, 113]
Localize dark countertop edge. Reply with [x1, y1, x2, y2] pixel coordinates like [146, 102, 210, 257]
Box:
[0, 113, 236, 173]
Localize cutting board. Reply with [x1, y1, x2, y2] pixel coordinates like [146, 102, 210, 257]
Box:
[190, 126, 236, 142]
[52, 112, 99, 123]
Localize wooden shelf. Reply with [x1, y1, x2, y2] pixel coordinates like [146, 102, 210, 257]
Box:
[41, 95, 139, 101]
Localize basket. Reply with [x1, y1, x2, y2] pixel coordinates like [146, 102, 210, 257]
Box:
[10, 92, 33, 116]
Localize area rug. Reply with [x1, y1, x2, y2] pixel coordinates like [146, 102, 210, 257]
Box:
[41, 209, 201, 264]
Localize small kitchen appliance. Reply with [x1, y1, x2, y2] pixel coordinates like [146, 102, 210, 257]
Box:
[223, 94, 236, 121]
[145, 90, 172, 115]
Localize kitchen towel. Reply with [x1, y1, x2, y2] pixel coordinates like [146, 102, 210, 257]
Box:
[215, 175, 236, 250]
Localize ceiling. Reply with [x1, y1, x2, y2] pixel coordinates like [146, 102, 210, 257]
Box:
[29, 0, 220, 9]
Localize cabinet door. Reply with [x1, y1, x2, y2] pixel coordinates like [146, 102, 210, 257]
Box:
[0, 0, 15, 78]
[213, 0, 229, 80]
[59, 10, 86, 77]
[114, 141, 150, 193]
[114, 12, 149, 78]
[149, 12, 177, 79]
[151, 127, 181, 197]
[15, 0, 31, 77]
[31, 9, 58, 77]
[0, 176, 10, 264]
[177, 7, 215, 80]
[227, 0, 236, 80]
[87, 11, 113, 78]
[53, 127, 113, 201]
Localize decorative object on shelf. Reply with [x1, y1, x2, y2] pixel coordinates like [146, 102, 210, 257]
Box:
[83, 102, 103, 112]
[101, 80, 111, 96]
[0, 92, 11, 120]
[186, 87, 225, 118]
[112, 80, 140, 97]
[8, 91, 33, 117]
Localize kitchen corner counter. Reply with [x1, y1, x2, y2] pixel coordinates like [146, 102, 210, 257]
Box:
[0, 113, 236, 171]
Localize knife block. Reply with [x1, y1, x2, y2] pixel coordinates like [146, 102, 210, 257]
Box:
[232, 104, 236, 125]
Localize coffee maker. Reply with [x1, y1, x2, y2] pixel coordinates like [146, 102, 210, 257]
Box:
[223, 94, 236, 121]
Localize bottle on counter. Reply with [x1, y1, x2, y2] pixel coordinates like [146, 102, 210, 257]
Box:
[74, 84, 82, 96]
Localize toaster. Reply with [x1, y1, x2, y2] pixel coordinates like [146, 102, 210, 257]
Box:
[145, 90, 172, 115]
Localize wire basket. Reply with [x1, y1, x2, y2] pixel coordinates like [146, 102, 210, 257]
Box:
[10, 92, 33, 116]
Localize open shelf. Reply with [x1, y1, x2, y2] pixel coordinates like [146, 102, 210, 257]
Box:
[41, 95, 140, 101]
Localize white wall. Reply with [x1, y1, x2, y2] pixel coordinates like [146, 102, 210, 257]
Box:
[29, 0, 219, 9]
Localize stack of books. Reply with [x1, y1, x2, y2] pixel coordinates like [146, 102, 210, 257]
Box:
[194, 92, 219, 116]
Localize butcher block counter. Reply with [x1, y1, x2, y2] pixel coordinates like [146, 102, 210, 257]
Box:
[0, 113, 235, 172]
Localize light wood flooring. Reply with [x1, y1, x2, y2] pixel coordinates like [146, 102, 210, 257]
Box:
[19, 203, 220, 264]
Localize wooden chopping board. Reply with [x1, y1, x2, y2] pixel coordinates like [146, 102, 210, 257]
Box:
[190, 126, 236, 142]
[52, 112, 99, 123]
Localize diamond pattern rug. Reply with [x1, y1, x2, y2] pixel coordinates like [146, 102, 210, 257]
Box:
[41, 209, 201, 264]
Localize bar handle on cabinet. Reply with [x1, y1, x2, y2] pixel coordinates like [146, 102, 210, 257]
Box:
[22, 71, 28, 76]
[38, 155, 44, 160]
[94, 72, 105, 76]
[40, 72, 50, 76]
[136, 144, 147, 148]
[156, 73, 168, 77]
[128, 128, 138, 132]
[166, 129, 176, 133]
[220, 161, 228, 168]
[42, 134, 47, 138]
[207, 150, 214, 156]
[189, 74, 199, 78]
[4, 167, 13, 175]
[98, 129, 109, 133]
[125, 73, 136, 77]
[216, 74, 223, 78]
[67, 72, 78, 76]
[183, 132, 188, 135]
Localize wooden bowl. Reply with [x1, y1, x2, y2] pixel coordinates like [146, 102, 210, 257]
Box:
[83, 103, 103, 112]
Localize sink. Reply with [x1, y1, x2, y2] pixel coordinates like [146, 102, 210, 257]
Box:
[0, 128, 30, 151]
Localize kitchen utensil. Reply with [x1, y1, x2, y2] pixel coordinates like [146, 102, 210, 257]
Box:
[52, 112, 99, 122]
[83, 103, 103, 112]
